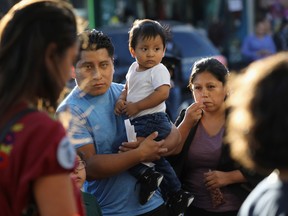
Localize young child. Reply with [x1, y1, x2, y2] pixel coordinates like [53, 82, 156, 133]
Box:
[71, 151, 103, 216]
[114, 19, 193, 215]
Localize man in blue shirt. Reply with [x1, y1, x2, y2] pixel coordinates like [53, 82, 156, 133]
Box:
[57, 29, 180, 216]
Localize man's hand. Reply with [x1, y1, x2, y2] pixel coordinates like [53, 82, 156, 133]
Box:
[120, 132, 167, 162]
[137, 131, 167, 162]
[119, 137, 143, 152]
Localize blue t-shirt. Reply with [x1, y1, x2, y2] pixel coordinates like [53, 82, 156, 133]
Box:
[57, 82, 164, 216]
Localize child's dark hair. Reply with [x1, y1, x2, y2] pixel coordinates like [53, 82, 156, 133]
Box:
[129, 19, 171, 50]
[78, 29, 114, 60]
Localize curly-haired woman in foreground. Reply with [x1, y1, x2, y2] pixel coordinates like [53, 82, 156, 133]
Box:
[226, 52, 288, 216]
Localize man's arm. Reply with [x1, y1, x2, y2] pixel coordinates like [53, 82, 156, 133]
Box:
[79, 132, 167, 180]
[162, 124, 181, 156]
[120, 124, 181, 157]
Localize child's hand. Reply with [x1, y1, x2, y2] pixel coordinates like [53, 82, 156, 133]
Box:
[123, 102, 139, 117]
[114, 99, 126, 115]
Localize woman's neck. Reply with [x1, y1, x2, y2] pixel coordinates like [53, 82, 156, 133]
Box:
[202, 104, 226, 121]
[201, 109, 225, 137]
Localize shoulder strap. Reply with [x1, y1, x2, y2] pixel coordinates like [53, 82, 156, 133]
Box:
[0, 108, 36, 143]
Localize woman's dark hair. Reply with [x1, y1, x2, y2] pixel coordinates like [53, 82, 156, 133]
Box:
[226, 53, 288, 173]
[129, 19, 170, 50]
[0, 0, 77, 115]
[250, 61, 288, 171]
[188, 57, 229, 90]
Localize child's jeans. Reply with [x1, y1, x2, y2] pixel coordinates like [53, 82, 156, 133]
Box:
[130, 112, 171, 141]
[129, 112, 181, 195]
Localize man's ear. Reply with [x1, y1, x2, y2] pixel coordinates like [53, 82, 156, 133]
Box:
[129, 47, 136, 58]
[71, 66, 76, 79]
[45, 43, 57, 74]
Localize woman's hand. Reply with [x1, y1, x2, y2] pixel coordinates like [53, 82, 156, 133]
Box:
[184, 102, 205, 126]
[204, 170, 228, 190]
[204, 170, 246, 190]
[176, 102, 205, 153]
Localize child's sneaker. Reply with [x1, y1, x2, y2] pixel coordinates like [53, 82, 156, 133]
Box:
[138, 168, 163, 205]
[166, 189, 194, 216]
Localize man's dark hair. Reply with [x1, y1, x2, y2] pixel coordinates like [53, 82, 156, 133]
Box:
[78, 29, 114, 60]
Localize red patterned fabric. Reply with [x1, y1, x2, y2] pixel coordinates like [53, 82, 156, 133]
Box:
[0, 103, 84, 216]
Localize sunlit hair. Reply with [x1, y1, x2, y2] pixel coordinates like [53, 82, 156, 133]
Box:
[77, 29, 114, 60]
[188, 57, 229, 90]
[0, 0, 77, 115]
[226, 52, 288, 174]
[129, 19, 171, 50]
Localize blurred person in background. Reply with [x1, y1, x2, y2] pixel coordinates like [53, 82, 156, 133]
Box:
[162, 40, 182, 123]
[273, 17, 288, 51]
[241, 18, 276, 65]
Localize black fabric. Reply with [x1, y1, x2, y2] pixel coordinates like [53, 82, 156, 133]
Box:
[137, 204, 168, 216]
[187, 205, 238, 216]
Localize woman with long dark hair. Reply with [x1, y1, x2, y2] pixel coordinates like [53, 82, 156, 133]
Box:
[0, 1, 84, 215]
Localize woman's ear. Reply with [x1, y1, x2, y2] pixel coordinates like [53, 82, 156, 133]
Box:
[224, 86, 230, 101]
[45, 43, 57, 74]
